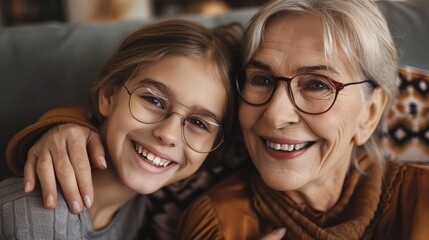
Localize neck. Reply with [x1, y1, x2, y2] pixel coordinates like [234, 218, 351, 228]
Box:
[89, 167, 138, 230]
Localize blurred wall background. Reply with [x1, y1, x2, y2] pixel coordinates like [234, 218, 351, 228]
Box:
[0, 0, 266, 27]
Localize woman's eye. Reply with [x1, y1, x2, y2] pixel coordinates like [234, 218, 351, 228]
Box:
[305, 80, 330, 90]
[299, 76, 332, 92]
[249, 75, 274, 87]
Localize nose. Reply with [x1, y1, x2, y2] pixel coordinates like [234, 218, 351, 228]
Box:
[263, 82, 300, 128]
[152, 112, 183, 147]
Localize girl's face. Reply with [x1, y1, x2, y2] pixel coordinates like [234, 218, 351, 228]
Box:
[99, 56, 227, 194]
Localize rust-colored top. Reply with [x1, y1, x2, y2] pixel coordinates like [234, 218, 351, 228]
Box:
[6, 106, 97, 176]
[178, 159, 429, 240]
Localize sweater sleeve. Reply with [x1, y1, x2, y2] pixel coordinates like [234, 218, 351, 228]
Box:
[0, 177, 86, 239]
[177, 195, 224, 240]
[5, 105, 98, 176]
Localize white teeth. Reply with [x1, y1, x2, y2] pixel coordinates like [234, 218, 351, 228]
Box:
[134, 143, 172, 167]
[266, 140, 309, 152]
[147, 153, 155, 161]
[270, 143, 281, 150]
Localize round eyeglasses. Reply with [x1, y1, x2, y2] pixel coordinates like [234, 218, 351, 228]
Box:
[236, 67, 376, 114]
[123, 83, 224, 153]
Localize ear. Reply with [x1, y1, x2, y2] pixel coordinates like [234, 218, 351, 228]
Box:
[98, 87, 116, 118]
[353, 88, 387, 145]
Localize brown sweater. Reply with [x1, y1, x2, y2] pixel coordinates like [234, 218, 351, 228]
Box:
[177, 159, 429, 240]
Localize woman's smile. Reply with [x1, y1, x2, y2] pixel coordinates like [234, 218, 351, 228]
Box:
[264, 139, 314, 152]
[261, 137, 316, 160]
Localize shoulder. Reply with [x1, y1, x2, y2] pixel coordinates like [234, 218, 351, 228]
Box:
[401, 161, 429, 172]
[178, 169, 260, 240]
[386, 160, 429, 179]
[179, 168, 254, 218]
[377, 160, 429, 237]
[383, 160, 429, 210]
[205, 168, 253, 205]
[0, 177, 86, 239]
[0, 177, 34, 205]
[384, 160, 429, 191]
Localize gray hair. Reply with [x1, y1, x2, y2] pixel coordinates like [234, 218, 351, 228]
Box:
[244, 0, 399, 171]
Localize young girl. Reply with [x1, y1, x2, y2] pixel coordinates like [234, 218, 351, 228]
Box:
[0, 19, 241, 239]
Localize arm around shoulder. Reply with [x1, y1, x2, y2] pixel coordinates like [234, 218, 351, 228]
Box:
[6, 105, 97, 176]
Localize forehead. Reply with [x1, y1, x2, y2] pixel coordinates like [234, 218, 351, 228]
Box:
[129, 56, 227, 115]
[266, 14, 324, 52]
[255, 14, 349, 76]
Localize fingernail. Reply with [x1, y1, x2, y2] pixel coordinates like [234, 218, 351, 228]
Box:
[99, 156, 107, 169]
[45, 194, 54, 208]
[24, 182, 31, 193]
[83, 195, 92, 208]
[71, 201, 81, 214]
[274, 228, 286, 236]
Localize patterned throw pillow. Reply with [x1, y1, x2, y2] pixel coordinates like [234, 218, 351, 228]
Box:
[380, 66, 429, 163]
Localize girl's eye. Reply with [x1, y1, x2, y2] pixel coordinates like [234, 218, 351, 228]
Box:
[186, 116, 210, 131]
[134, 87, 169, 109]
[142, 95, 165, 109]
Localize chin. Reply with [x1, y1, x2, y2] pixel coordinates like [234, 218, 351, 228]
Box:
[131, 182, 163, 195]
[258, 168, 308, 192]
[120, 174, 159, 194]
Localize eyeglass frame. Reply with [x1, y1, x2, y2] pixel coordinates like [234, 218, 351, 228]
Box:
[122, 79, 225, 153]
[235, 65, 377, 115]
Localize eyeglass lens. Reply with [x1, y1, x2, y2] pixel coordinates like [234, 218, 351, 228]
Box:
[236, 68, 338, 114]
[128, 86, 223, 153]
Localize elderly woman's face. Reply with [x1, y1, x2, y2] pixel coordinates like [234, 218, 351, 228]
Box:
[239, 14, 378, 192]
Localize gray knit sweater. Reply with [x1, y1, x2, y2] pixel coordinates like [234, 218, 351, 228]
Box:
[0, 177, 147, 239]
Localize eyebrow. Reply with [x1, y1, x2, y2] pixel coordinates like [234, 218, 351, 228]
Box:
[133, 79, 170, 95]
[134, 79, 223, 123]
[247, 60, 339, 75]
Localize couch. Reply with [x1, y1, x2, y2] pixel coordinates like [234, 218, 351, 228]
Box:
[0, 1, 428, 238]
[0, 8, 258, 178]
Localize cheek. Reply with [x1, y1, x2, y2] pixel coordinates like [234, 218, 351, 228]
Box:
[333, 97, 364, 135]
[238, 103, 261, 131]
[105, 104, 142, 160]
[308, 98, 362, 151]
[169, 152, 208, 184]
[188, 155, 207, 173]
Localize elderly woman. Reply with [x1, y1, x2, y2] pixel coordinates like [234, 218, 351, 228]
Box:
[177, 0, 429, 239]
[4, 0, 429, 239]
